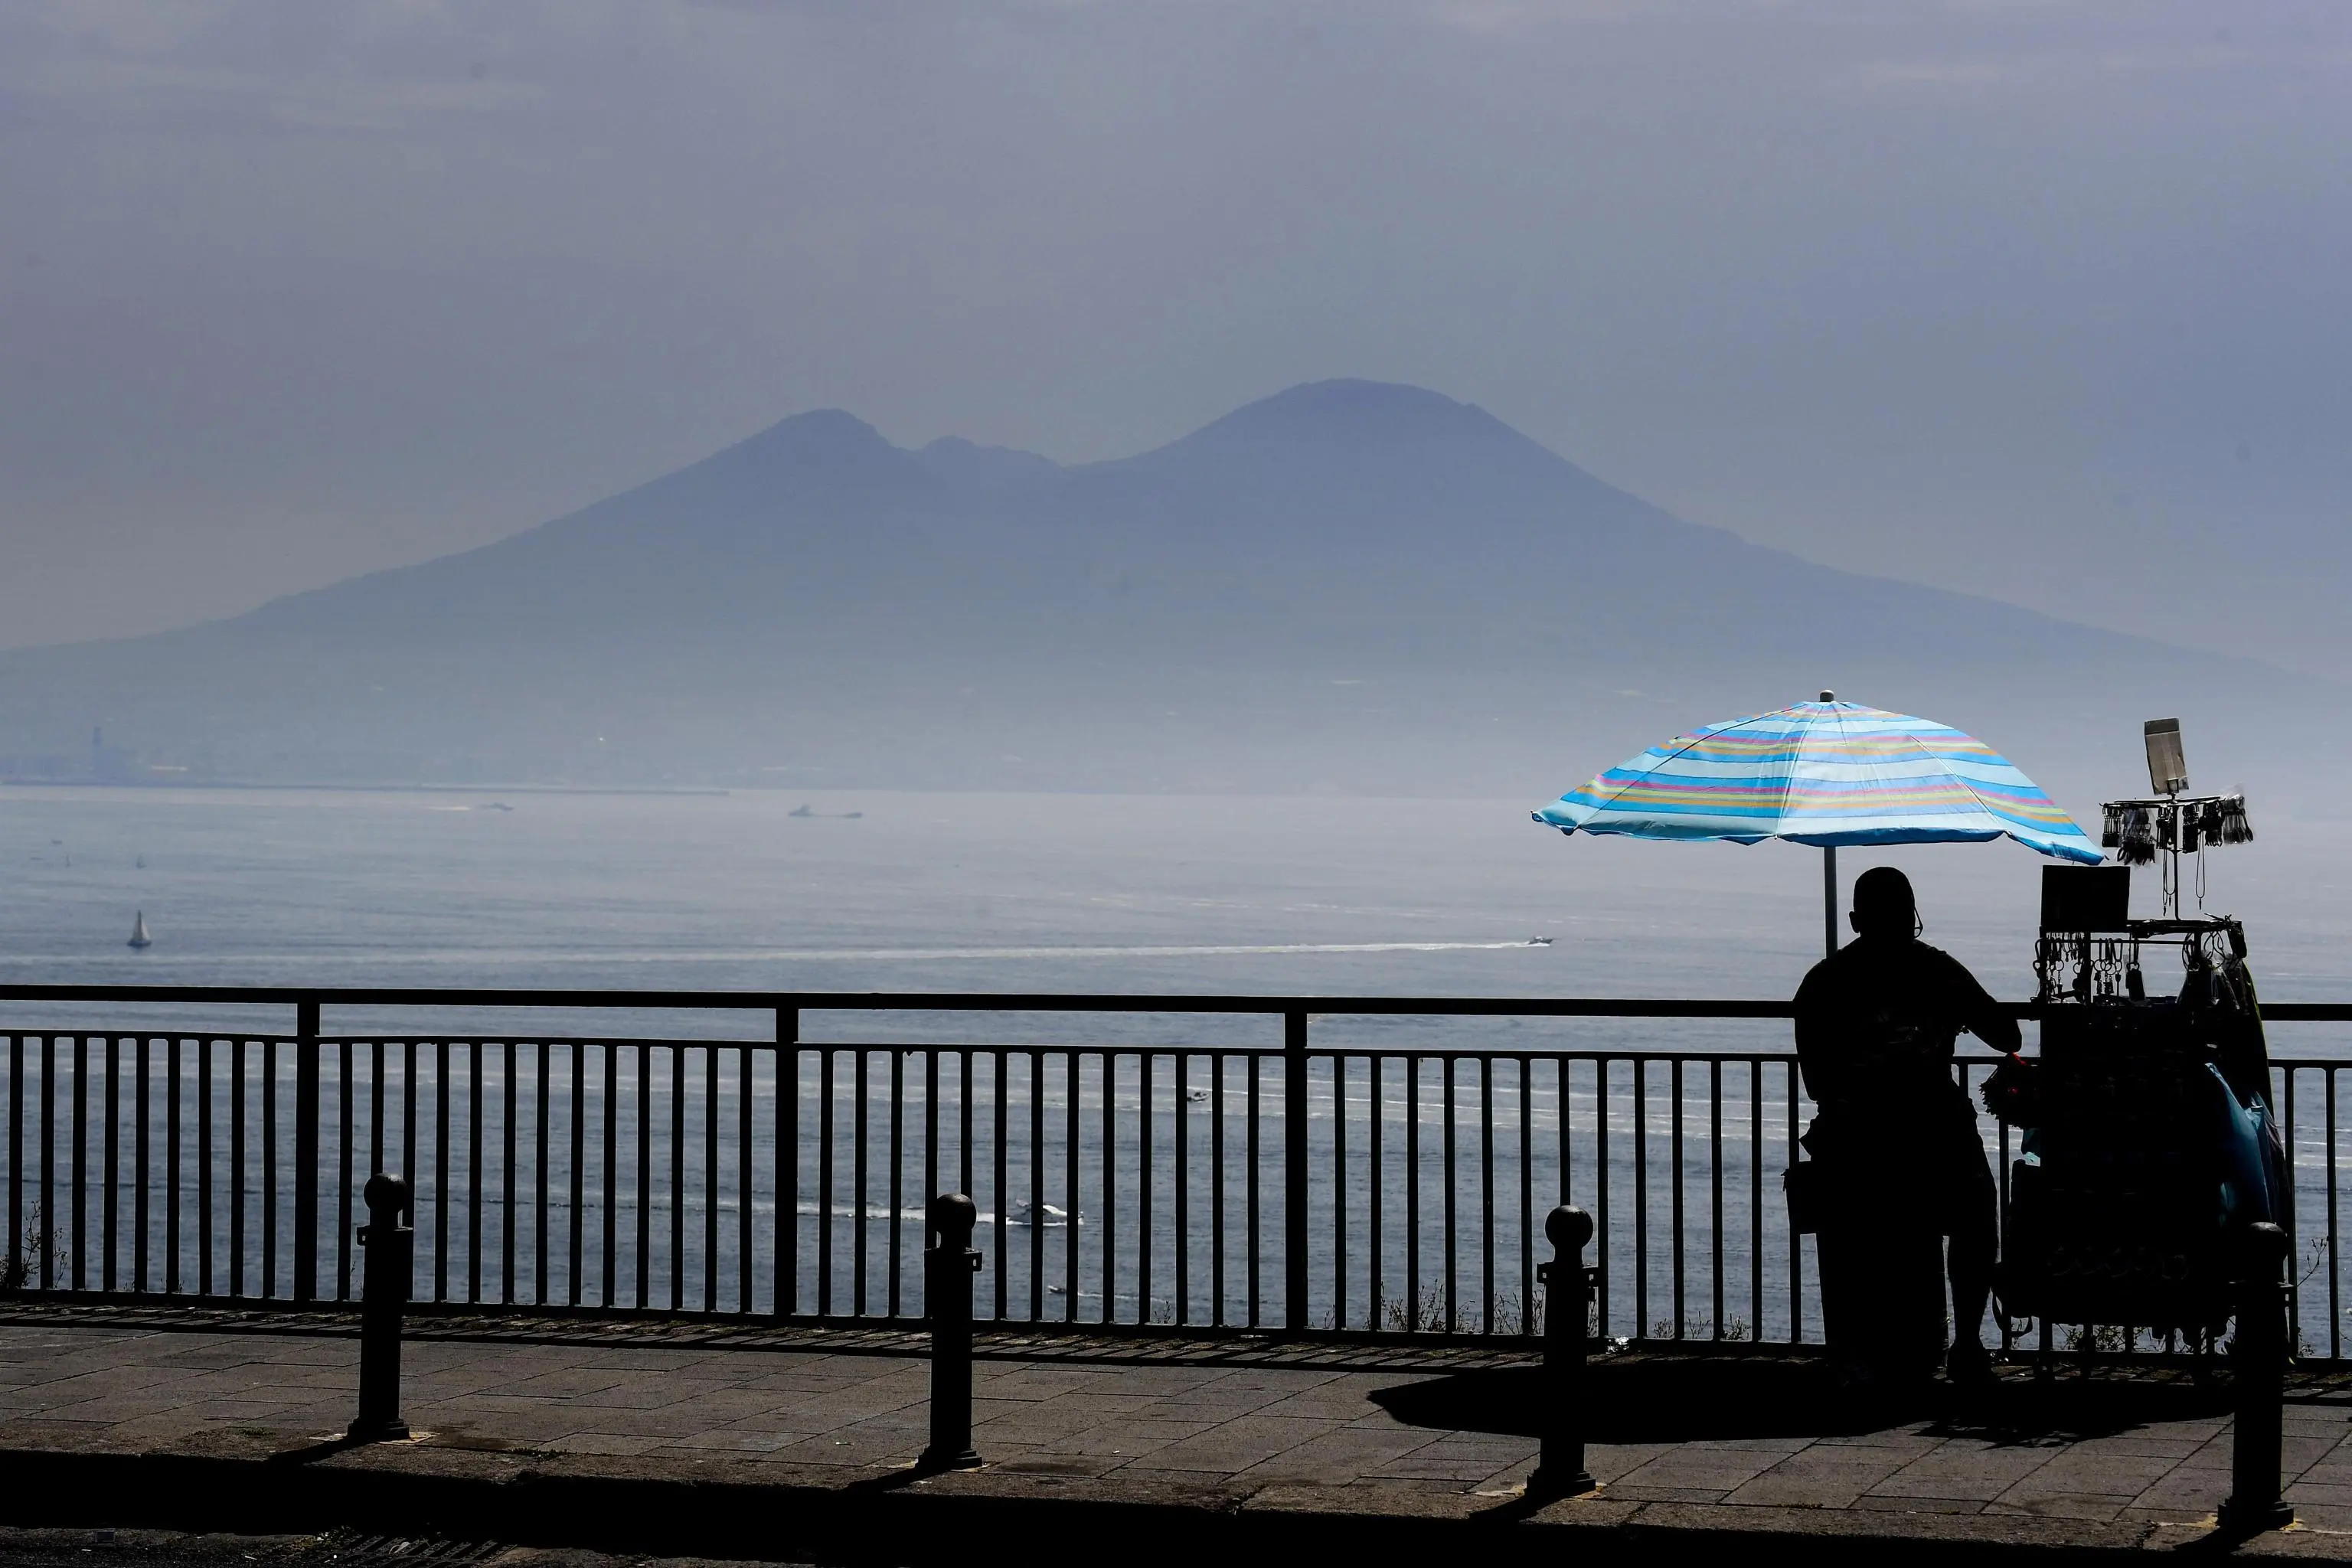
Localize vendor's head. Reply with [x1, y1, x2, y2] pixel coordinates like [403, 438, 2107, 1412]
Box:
[1849, 865, 1920, 942]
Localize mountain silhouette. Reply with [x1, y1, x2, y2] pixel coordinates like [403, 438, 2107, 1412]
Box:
[0, 380, 2322, 795]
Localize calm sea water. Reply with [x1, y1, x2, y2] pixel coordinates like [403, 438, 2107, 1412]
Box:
[3, 786, 2347, 1341]
[3, 783, 2345, 1013]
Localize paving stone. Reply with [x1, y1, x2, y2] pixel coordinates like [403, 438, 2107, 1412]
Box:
[1867, 1442, 2056, 1501]
[1229, 1426, 1436, 1484]
[5, 1315, 2349, 1560]
[1724, 1450, 1910, 1508]
[1130, 1416, 1342, 1473]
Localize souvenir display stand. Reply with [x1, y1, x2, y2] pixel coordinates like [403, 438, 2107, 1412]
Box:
[1988, 723, 2285, 1357]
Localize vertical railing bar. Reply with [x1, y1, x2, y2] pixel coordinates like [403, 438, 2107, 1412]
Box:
[261, 1036, 276, 1298]
[403, 1040, 420, 1233]
[779, 1008, 799, 1319]
[1710, 1059, 1724, 1341]
[1138, 1050, 1153, 1326]
[72, 1036, 90, 1292]
[740, 1042, 754, 1316]
[6, 1036, 19, 1298]
[1558, 1055, 1572, 1213]
[1247, 1053, 1261, 1329]
[924, 1048, 940, 1244]
[2276, 1072, 2295, 1354]
[570, 1041, 586, 1310]
[1370, 1055, 1385, 1334]
[471, 1043, 485, 1305]
[504, 1042, 518, 1307]
[195, 1037, 210, 1296]
[1670, 1057, 1684, 1339]
[959, 1049, 976, 1213]
[1174, 1050, 1190, 1327]
[668, 1048, 687, 1316]
[534, 1041, 550, 1307]
[605, 1042, 621, 1308]
[431, 1040, 449, 1303]
[1334, 1054, 1361, 1330]
[854, 1050, 869, 1317]
[1518, 1055, 1533, 1338]
[135, 1037, 150, 1292]
[1064, 1050, 1080, 1326]
[1632, 1057, 1648, 1339]
[370, 1041, 386, 1191]
[103, 1037, 119, 1293]
[993, 1050, 1008, 1323]
[1211, 1053, 1226, 1328]
[1029, 1049, 1045, 1324]
[1404, 1054, 1419, 1334]
[1997, 1069, 2012, 1357]
[1788, 1059, 1804, 1344]
[888, 1047, 904, 1319]
[1750, 1059, 1763, 1341]
[704, 1042, 719, 1315]
[671, 1043, 686, 1314]
[1442, 1055, 1457, 1335]
[2329, 1066, 2341, 1364]
[1102, 1052, 1117, 1325]
[817, 1047, 834, 1317]
[49, 1037, 67, 1293]
[227, 1037, 242, 1297]
[167, 1037, 181, 1294]
[337, 1039, 354, 1301]
[1594, 1057, 1610, 1337]
[1479, 1056, 1494, 1337]
[637, 1041, 653, 1311]
[1283, 1017, 1308, 1335]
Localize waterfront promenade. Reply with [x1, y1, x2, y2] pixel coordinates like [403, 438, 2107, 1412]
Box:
[4, 1305, 2352, 1562]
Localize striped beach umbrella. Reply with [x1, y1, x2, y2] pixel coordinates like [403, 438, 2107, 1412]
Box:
[1533, 693, 2102, 955]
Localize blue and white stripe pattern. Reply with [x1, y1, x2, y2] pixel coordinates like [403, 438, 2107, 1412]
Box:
[1533, 699, 2102, 864]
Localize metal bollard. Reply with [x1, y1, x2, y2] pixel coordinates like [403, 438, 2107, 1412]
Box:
[918, 1191, 983, 1472]
[2220, 1221, 2294, 1535]
[348, 1173, 413, 1442]
[1527, 1204, 1597, 1498]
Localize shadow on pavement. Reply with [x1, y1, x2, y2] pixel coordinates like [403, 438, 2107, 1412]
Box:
[1368, 1355, 2241, 1444]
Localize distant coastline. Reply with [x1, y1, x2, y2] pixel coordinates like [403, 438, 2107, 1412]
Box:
[0, 778, 730, 798]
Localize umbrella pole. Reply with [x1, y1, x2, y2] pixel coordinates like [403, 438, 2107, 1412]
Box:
[1822, 844, 1838, 959]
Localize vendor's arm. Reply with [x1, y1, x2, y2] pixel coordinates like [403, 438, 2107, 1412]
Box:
[1945, 952, 2021, 1054]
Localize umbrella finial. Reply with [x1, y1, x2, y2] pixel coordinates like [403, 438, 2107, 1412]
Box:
[1819, 690, 1836, 703]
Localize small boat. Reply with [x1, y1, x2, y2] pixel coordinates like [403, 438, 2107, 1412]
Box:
[789, 804, 815, 818]
[127, 912, 152, 949]
[1527, 936, 1555, 946]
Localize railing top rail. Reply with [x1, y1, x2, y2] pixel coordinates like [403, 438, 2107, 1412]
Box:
[0, 984, 2347, 1022]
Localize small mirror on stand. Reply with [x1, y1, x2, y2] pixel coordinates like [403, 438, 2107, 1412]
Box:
[2145, 717, 2188, 796]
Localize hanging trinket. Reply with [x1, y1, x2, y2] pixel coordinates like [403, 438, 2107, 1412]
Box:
[2115, 807, 2158, 865]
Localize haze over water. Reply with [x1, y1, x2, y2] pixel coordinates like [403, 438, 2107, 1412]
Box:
[4, 785, 2346, 1054]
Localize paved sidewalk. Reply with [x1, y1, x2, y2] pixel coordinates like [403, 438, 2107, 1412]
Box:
[4, 1312, 2352, 1560]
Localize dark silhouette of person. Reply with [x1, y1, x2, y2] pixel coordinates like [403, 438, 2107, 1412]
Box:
[1794, 865, 2014, 1388]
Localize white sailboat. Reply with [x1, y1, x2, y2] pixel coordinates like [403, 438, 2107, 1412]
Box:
[126, 912, 152, 949]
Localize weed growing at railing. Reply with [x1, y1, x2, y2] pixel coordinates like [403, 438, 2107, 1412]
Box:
[0, 1203, 54, 1292]
[1380, 1285, 1475, 1334]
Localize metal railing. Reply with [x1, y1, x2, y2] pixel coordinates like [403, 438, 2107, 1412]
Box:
[3, 987, 2348, 1357]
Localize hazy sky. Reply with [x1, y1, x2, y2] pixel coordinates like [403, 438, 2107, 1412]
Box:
[5, 2, 2348, 675]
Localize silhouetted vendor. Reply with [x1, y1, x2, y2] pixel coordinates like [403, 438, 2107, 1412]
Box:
[1794, 866, 2014, 1388]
